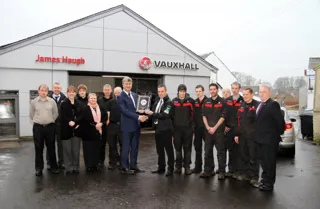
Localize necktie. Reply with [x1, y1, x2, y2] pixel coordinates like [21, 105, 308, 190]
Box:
[156, 99, 163, 113]
[55, 96, 59, 102]
[256, 102, 264, 117]
[128, 93, 136, 108]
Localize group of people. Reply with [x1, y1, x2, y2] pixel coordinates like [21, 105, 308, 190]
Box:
[29, 76, 285, 192]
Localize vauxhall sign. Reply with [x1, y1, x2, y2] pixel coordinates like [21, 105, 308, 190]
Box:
[139, 57, 199, 70]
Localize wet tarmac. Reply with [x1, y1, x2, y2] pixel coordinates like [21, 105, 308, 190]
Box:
[1, 112, 320, 209]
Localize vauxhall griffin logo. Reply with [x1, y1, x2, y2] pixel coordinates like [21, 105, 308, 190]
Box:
[139, 57, 152, 70]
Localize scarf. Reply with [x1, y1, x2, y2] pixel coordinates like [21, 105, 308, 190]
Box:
[88, 104, 102, 134]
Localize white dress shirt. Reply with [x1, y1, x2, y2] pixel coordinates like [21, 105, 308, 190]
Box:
[155, 99, 164, 113]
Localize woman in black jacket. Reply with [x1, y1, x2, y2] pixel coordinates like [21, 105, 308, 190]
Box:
[60, 86, 83, 174]
[81, 93, 107, 172]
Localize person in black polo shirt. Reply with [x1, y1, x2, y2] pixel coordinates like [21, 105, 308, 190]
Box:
[145, 84, 174, 177]
[97, 84, 113, 167]
[172, 84, 195, 175]
[224, 82, 244, 179]
[200, 83, 227, 180]
[105, 86, 122, 170]
[192, 85, 207, 174]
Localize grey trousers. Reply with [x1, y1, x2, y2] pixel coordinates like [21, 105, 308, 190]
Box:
[62, 137, 81, 172]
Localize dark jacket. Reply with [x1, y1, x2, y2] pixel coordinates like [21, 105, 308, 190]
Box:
[50, 92, 66, 124]
[202, 96, 227, 133]
[194, 96, 207, 128]
[59, 98, 83, 140]
[81, 105, 107, 141]
[106, 97, 121, 123]
[225, 95, 244, 128]
[172, 95, 195, 127]
[234, 99, 260, 137]
[254, 98, 285, 144]
[98, 96, 113, 113]
[76, 93, 88, 108]
[151, 95, 173, 133]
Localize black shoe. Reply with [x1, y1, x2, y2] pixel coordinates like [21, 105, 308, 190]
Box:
[73, 170, 79, 174]
[259, 184, 274, 191]
[191, 168, 202, 174]
[166, 170, 173, 177]
[108, 165, 117, 170]
[50, 169, 60, 174]
[121, 168, 135, 175]
[218, 172, 226, 180]
[130, 167, 145, 173]
[66, 170, 74, 174]
[225, 172, 233, 178]
[200, 171, 212, 178]
[174, 168, 182, 174]
[151, 169, 165, 174]
[35, 170, 43, 176]
[184, 168, 192, 175]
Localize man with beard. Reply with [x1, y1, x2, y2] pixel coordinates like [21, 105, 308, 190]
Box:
[225, 82, 243, 179]
[192, 85, 207, 174]
[200, 83, 227, 180]
[234, 88, 260, 184]
[171, 84, 194, 175]
[97, 84, 113, 167]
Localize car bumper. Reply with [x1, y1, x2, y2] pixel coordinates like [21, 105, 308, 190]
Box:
[279, 135, 295, 149]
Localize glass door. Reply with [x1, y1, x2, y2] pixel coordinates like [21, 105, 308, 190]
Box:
[0, 91, 19, 139]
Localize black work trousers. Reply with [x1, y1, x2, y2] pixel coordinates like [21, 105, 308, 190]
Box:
[155, 130, 174, 171]
[173, 126, 193, 169]
[33, 123, 58, 171]
[258, 142, 279, 186]
[46, 124, 63, 167]
[204, 131, 226, 173]
[238, 135, 259, 180]
[99, 125, 108, 164]
[225, 128, 239, 173]
[194, 126, 205, 170]
[107, 123, 122, 166]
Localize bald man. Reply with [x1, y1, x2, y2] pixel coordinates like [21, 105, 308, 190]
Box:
[254, 84, 285, 191]
[105, 87, 123, 170]
[222, 88, 231, 99]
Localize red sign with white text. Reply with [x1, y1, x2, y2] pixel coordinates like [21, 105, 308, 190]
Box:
[35, 55, 85, 66]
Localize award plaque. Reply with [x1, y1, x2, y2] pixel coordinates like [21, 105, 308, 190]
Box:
[136, 95, 151, 112]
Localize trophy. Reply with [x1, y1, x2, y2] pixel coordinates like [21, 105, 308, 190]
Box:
[136, 95, 151, 112]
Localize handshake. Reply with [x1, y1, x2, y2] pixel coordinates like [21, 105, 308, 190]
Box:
[138, 115, 149, 122]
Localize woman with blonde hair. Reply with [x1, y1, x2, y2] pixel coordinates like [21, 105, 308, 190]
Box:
[81, 93, 107, 172]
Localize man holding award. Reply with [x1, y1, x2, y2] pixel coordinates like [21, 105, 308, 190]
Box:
[117, 77, 148, 175]
[145, 84, 174, 177]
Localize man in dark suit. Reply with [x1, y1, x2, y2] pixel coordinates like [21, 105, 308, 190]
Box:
[117, 77, 148, 175]
[47, 82, 66, 170]
[255, 84, 285, 191]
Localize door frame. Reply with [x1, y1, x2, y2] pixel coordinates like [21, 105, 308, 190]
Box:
[0, 93, 19, 138]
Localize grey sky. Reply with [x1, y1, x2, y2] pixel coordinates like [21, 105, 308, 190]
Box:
[1, 0, 319, 84]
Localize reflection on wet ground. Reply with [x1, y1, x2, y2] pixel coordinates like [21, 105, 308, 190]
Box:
[0, 111, 319, 209]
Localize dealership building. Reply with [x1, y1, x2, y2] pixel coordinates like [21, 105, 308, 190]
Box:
[0, 4, 218, 138]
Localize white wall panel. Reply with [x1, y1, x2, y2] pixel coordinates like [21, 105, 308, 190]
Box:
[0, 45, 52, 69]
[104, 51, 146, 73]
[33, 37, 52, 46]
[19, 92, 30, 117]
[104, 12, 147, 33]
[184, 76, 210, 98]
[20, 116, 32, 136]
[164, 75, 184, 99]
[53, 26, 103, 49]
[148, 33, 184, 56]
[52, 47, 103, 71]
[85, 19, 104, 28]
[104, 29, 147, 53]
[183, 54, 211, 77]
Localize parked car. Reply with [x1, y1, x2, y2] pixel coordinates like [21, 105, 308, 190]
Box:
[279, 107, 296, 157]
[299, 109, 314, 140]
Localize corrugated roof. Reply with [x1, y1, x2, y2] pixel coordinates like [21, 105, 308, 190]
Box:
[0, 4, 218, 73]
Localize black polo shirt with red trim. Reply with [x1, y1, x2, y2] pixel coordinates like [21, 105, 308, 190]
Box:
[172, 96, 195, 127]
[194, 96, 207, 128]
[225, 95, 244, 128]
[201, 95, 227, 132]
